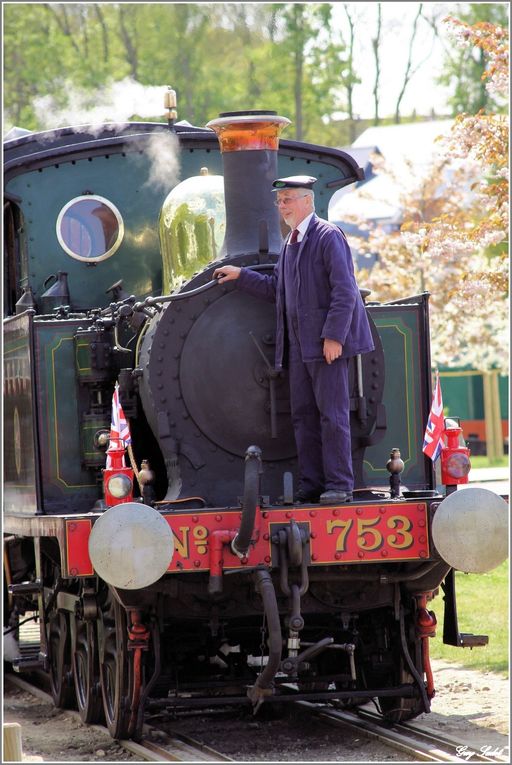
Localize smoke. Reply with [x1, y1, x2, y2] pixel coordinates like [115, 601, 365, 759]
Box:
[30, 78, 182, 192]
[33, 77, 171, 131]
[130, 131, 182, 194]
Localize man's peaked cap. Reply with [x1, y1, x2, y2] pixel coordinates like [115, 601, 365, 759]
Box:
[271, 175, 317, 191]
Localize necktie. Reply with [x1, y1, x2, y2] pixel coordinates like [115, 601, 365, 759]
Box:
[289, 229, 299, 244]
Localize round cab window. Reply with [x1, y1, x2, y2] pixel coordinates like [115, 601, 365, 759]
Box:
[56, 196, 124, 262]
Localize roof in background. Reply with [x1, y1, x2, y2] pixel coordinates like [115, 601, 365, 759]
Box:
[330, 119, 454, 223]
[352, 119, 453, 168]
[341, 145, 381, 181]
[3, 126, 32, 141]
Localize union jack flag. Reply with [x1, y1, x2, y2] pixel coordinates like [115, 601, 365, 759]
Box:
[106, 382, 132, 468]
[422, 372, 444, 462]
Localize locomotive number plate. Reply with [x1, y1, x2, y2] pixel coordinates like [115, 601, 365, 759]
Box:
[63, 503, 429, 577]
[163, 502, 429, 573]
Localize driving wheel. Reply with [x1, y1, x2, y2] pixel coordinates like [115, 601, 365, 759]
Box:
[98, 588, 135, 739]
[47, 610, 76, 709]
[73, 613, 104, 724]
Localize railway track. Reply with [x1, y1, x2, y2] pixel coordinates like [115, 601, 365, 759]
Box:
[6, 673, 508, 763]
[117, 730, 232, 762]
[5, 674, 232, 762]
[300, 701, 509, 764]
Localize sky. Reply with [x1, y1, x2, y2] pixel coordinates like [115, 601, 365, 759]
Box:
[330, 1, 459, 120]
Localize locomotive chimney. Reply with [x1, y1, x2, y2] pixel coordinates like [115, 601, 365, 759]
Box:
[206, 111, 291, 257]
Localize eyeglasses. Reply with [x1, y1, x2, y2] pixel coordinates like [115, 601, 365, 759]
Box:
[274, 194, 309, 207]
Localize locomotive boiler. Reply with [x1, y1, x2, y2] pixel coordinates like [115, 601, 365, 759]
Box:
[3, 98, 508, 740]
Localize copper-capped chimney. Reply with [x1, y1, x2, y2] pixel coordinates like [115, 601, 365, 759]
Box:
[206, 111, 291, 257]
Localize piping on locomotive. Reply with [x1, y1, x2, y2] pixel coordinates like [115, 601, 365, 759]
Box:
[3, 93, 508, 740]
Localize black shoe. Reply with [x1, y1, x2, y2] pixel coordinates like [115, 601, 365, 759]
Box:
[319, 490, 353, 505]
[294, 489, 321, 504]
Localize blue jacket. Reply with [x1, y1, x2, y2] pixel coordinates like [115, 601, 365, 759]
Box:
[237, 214, 374, 368]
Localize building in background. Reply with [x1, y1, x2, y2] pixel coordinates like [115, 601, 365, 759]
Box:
[329, 120, 453, 269]
[440, 368, 508, 459]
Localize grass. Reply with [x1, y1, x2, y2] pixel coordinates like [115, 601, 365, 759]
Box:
[470, 455, 509, 469]
[429, 559, 509, 677]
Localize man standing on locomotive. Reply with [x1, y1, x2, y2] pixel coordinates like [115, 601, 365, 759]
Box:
[214, 176, 374, 504]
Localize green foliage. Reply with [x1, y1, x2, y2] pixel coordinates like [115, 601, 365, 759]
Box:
[436, 3, 509, 114]
[430, 560, 509, 676]
[3, 2, 351, 140]
[4, 3, 509, 143]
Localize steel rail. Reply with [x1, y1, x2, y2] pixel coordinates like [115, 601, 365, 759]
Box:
[359, 708, 509, 765]
[303, 703, 462, 762]
[122, 734, 233, 762]
[5, 674, 232, 762]
[297, 701, 508, 764]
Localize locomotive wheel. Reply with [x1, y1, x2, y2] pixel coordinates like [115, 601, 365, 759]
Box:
[98, 589, 136, 739]
[47, 611, 76, 709]
[366, 605, 426, 723]
[379, 665, 424, 722]
[73, 616, 104, 724]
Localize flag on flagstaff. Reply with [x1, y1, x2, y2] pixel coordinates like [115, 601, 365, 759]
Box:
[106, 382, 132, 468]
[422, 373, 444, 462]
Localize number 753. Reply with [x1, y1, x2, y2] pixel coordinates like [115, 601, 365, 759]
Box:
[326, 515, 414, 552]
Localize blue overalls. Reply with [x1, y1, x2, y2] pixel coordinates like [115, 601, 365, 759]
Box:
[284, 238, 353, 494]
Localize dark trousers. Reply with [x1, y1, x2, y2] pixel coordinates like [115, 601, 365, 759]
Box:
[288, 331, 353, 493]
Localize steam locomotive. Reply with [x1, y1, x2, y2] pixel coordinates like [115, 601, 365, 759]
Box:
[4, 96, 508, 741]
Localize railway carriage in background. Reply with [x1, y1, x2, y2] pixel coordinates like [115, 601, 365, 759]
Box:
[3, 93, 508, 740]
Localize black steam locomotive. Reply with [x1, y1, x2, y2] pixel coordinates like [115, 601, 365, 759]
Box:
[4, 100, 508, 740]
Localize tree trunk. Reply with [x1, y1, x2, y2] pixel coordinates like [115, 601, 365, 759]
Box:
[118, 6, 138, 80]
[394, 4, 423, 124]
[372, 3, 382, 126]
[293, 5, 304, 140]
[94, 4, 109, 64]
[343, 4, 356, 142]
[81, 5, 89, 60]
[476, 46, 489, 112]
[235, 6, 260, 103]
[44, 4, 81, 56]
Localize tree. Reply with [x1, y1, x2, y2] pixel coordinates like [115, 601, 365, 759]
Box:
[393, 4, 438, 123]
[422, 18, 509, 299]
[3, 2, 505, 148]
[266, 4, 339, 141]
[117, 5, 140, 80]
[435, 3, 509, 115]
[339, 4, 358, 141]
[349, 18, 508, 371]
[371, 3, 382, 126]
